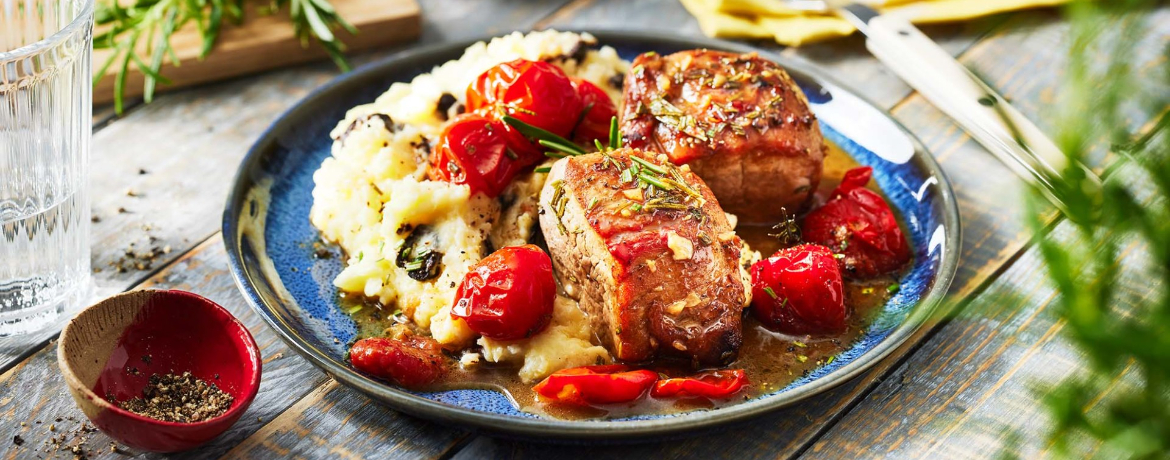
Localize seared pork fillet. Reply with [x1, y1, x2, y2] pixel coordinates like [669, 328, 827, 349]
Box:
[539, 148, 749, 365]
[620, 49, 826, 223]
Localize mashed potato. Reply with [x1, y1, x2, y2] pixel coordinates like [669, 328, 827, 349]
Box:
[479, 295, 611, 383]
[311, 31, 627, 380]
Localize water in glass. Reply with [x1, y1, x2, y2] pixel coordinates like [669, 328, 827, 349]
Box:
[1, 0, 94, 335]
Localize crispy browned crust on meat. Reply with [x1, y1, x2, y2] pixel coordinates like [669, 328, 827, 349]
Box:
[620, 49, 826, 223]
[539, 148, 748, 365]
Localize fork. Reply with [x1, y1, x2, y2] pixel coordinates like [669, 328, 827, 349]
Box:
[783, 0, 1101, 214]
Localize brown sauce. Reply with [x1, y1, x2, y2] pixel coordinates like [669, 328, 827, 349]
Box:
[340, 141, 902, 420]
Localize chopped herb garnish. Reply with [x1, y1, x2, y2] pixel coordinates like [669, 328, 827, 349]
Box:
[763, 286, 778, 299]
[535, 166, 551, 173]
[638, 171, 673, 191]
[620, 168, 634, 183]
[549, 180, 569, 235]
[395, 225, 443, 281]
[648, 96, 708, 142]
[887, 283, 900, 294]
[630, 155, 666, 174]
[793, 341, 806, 348]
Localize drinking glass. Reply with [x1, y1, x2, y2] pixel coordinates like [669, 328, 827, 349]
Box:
[1, 0, 94, 335]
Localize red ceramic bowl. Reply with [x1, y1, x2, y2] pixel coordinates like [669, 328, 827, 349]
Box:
[57, 290, 261, 452]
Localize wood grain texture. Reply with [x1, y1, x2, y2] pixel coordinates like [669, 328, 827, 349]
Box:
[0, 0, 580, 372]
[2, 2, 574, 458]
[0, 0, 574, 458]
[221, 380, 469, 460]
[802, 201, 1160, 459]
[0, 236, 331, 460]
[799, 14, 1170, 460]
[536, 0, 1002, 110]
[454, 7, 1105, 460]
[2, 1, 1154, 459]
[93, 0, 422, 104]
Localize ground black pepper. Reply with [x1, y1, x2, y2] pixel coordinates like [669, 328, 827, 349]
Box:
[116, 372, 233, 423]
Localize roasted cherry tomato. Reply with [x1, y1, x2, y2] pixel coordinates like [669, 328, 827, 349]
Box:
[466, 59, 583, 139]
[568, 78, 617, 146]
[802, 167, 912, 279]
[651, 369, 749, 399]
[428, 112, 519, 197]
[451, 244, 556, 340]
[533, 365, 658, 406]
[349, 334, 447, 388]
[750, 244, 846, 335]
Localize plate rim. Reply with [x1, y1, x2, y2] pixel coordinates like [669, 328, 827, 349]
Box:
[222, 29, 962, 439]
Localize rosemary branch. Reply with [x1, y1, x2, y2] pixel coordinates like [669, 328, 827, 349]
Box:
[93, 0, 355, 114]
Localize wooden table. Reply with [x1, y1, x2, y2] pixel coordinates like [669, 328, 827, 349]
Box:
[3, 1, 1167, 458]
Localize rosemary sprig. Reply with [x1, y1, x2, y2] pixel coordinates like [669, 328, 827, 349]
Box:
[502, 115, 586, 156]
[93, 0, 355, 114]
[768, 207, 802, 247]
[504, 114, 628, 159]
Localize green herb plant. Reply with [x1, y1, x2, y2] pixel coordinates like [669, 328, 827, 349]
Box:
[1018, 0, 1170, 457]
[93, 0, 355, 114]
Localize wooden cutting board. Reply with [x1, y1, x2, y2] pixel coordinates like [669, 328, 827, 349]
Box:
[93, 0, 420, 104]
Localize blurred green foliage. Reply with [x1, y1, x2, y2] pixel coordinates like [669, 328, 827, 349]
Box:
[1026, 0, 1169, 457]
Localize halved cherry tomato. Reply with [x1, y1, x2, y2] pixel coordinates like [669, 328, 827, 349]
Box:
[466, 59, 583, 139]
[428, 112, 519, 197]
[451, 244, 556, 340]
[651, 369, 749, 399]
[801, 167, 911, 279]
[750, 244, 846, 335]
[568, 78, 617, 146]
[349, 334, 447, 388]
[532, 365, 658, 406]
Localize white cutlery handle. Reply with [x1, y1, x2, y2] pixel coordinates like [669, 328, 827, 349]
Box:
[860, 14, 1100, 211]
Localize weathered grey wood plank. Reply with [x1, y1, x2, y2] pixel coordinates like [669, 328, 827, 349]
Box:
[2, 1, 575, 458]
[455, 7, 1126, 459]
[3, 2, 1145, 460]
[221, 380, 470, 460]
[0, 236, 332, 460]
[0, 0, 579, 371]
[801, 199, 1158, 459]
[539, 0, 1004, 110]
[798, 13, 1170, 459]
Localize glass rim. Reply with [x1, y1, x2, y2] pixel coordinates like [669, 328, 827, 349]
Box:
[0, 0, 96, 61]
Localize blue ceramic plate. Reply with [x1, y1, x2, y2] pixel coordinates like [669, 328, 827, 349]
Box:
[224, 31, 960, 440]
